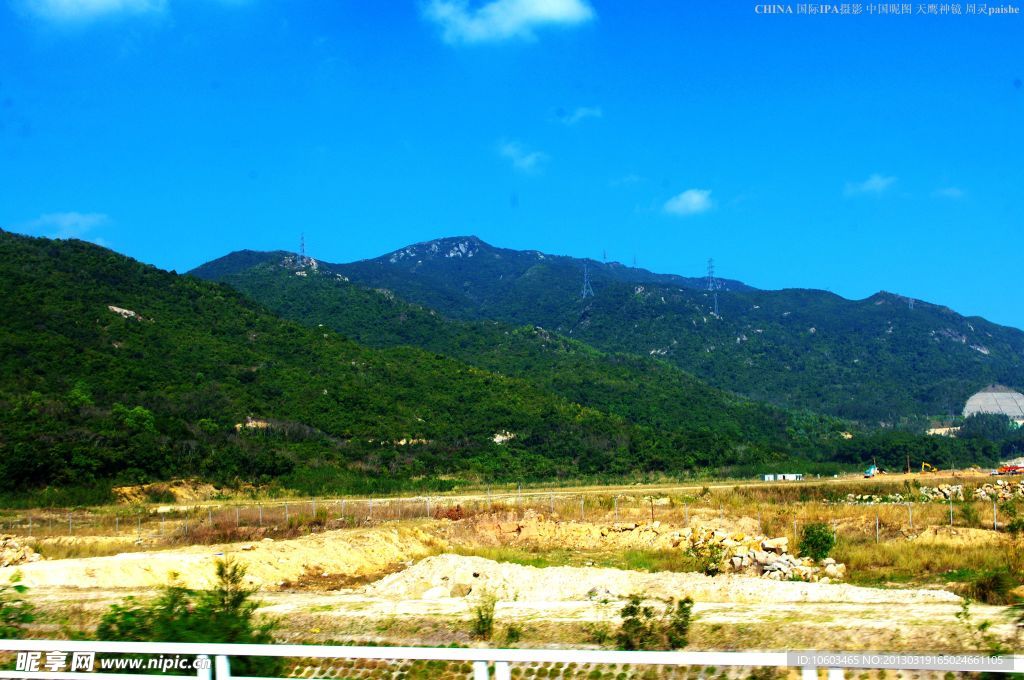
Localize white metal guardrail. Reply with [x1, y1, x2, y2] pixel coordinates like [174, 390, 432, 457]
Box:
[0, 640, 1020, 680]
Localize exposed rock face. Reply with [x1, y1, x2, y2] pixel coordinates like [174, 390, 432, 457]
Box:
[0, 535, 42, 568]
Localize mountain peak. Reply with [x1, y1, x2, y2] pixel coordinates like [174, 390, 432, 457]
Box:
[384, 235, 494, 264]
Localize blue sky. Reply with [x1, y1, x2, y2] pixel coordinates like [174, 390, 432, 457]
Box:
[2, 1, 1022, 327]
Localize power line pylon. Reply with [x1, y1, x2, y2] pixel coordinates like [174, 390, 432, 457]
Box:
[706, 258, 719, 316]
[581, 264, 595, 299]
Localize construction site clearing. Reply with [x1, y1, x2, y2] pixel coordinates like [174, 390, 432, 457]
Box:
[1, 492, 1021, 655]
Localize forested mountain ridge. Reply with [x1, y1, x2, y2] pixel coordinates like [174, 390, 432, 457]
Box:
[204, 258, 841, 444]
[0, 231, 701, 495]
[1, 230, 910, 501]
[192, 237, 1024, 421]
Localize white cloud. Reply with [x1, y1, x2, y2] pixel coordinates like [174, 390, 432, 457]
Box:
[23, 211, 110, 243]
[934, 186, 965, 199]
[499, 140, 547, 172]
[844, 173, 897, 197]
[664, 189, 713, 216]
[18, 0, 166, 22]
[558, 106, 602, 125]
[424, 0, 595, 44]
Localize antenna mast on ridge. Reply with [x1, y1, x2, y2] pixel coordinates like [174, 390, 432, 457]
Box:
[706, 257, 719, 316]
[581, 264, 595, 299]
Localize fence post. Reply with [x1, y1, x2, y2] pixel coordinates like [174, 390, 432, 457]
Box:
[993, 497, 998, 531]
[801, 666, 818, 680]
[285, 502, 289, 524]
[875, 512, 879, 543]
[115, 515, 119, 533]
[495, 660, 511, 680]
[549, 494, 554, 515]
[580, 496, 585, 521]
[208, 507, 213, 526]
[137, 516, 142, 540]
[908, 503, 913, 530]
[614, 496, 619, 522]
[214, 655, 231, 680]
[258, 504, 263, 527]
[235, 507, 240, 527]
[473, 660, 489, 680]
[949, 495, 954, 526]
[426, 497, 430, 518]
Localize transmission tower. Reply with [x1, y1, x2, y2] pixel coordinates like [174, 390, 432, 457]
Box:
[299, 232, 307, 265]
[706, 258, 719, 316]
[581, 264, 595, 299]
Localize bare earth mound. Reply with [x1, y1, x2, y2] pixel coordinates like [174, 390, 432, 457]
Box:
[362, 553, 959, 605]
[0, 524, 441, 590]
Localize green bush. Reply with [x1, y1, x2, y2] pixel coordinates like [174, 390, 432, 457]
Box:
[0, 574, 34, 638]
[471, 591, 497, 640]
[614, 594, 693, 650]
[686, 543, 726, 577]
[798, 522, 835, 561]
[967, 568, 1018, 605]
[95, 559, 279, 676]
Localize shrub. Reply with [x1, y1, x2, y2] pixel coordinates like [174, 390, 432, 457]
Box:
[504, 623, 522, 644]
[686, 543, 725, 577]
[471, 591, 497, 640]
[799, 522, 835, 561]
[967, 568, 1018, 605]
[958, 502, 981, 527]
[96, 559, 279, 676]
[582, 622, 611, 645]
[614, 594, 693, 650]
[0, 573, 34, 638]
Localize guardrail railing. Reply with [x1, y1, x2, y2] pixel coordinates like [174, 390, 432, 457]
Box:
[0, 640, 1020, 680]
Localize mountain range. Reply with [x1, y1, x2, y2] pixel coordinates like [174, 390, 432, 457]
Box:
[0, 230, 1009, 502]
[193, 236, 1024, 422]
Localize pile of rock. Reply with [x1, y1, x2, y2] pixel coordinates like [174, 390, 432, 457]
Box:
[682, 527, 845, 582]
[972, 479, 1024, 502]
[844, 492, 907, 504]
[0, 535, 42, 568]
[918, 485, 964, 501]
[464, 511, 844, 583]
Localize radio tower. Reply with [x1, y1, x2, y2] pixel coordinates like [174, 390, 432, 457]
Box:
[581, 264, 595, 299]
[706, 258, 719, 316]
[299, 232, 307, 265]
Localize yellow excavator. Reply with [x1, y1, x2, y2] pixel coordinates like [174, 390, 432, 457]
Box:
[921, 462, 938, 474]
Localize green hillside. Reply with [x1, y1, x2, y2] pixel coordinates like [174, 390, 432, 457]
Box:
[192, 251, 1002, 477]
[0, 232, 1001, 504]
[196, 236, 1024, 422]
[0, 232, 693, 498]
[211, 259, 839, 448]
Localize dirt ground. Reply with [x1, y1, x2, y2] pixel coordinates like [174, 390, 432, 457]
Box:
[3, 513, 1020, 653]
